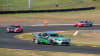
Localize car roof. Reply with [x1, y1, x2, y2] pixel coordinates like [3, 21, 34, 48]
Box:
[10, 24, 21, 26]
[43, 32, 58, 34]
[80, 20, 87, 22]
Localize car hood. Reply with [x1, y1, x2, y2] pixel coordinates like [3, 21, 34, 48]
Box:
[56, 37, 70, 40]
[50, 36, 70, 40]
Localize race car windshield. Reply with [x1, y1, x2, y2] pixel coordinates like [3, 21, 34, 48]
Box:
[80, 21, 84, 23]
[80, 21, 88, 23]
[10, 26, 20, 28]
[50, 34, 59, 37]
[85, 21, 88, 23]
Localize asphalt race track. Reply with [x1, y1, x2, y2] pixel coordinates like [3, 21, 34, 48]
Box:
[0, 25, 100, 54]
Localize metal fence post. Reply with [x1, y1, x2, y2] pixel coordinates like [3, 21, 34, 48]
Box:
[28, 0, 31, 8]
[7, 0, 8, 8]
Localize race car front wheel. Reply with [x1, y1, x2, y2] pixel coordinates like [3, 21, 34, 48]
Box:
[50, 40, 55, 45]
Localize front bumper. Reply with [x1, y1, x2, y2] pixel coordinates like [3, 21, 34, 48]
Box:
[61, 42, 70, 45]
[55, 40, 70, 45]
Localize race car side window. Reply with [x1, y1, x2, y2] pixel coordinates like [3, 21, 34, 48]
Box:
[43, 33, 49, 40]
[85, 21, 88, 23]
[43, 33, 48, 37]
[21, 26, 23, 28]
[50, 34, 59, 37]
[80, 21, 83, 23]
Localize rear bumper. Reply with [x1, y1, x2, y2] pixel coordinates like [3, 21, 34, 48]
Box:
[61, 42, 70, 45]
[6, 29, 20, 32]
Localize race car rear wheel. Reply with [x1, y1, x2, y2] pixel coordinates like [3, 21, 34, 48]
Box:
[19, 29, 23, 33]
[89, 24, 93, 27]
[34, 39, 40, 44]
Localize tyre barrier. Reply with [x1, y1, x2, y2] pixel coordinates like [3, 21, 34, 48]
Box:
[0, 7, 96, 14]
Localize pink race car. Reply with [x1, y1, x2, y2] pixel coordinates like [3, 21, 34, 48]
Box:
[6, 24, 23, 33]
[74, 20, 93, 27]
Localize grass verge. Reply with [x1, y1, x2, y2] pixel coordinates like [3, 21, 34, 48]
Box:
[0, 0, 99, 23]
[0, 48, 100, 56]
[15, 30, 100, 47]
[0, 0, 98, 11]
[0, 8, 100, 23]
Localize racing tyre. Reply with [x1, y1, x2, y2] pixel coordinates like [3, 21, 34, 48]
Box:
[34, 39, 40, 44]
[50, 40, 55, 45]
[67, 43, 71, 46]
[89, 24, 93, 27]
[19, 29, 23, 33]
[81, 24, 84, 27]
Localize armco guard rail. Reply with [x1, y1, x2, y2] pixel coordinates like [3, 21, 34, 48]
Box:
[0, 7, 96, 14]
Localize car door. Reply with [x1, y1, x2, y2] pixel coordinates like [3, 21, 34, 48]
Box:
[38, 33, 49, 44]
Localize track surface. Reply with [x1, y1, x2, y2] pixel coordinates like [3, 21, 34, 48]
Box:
[0, 25, 100, 54]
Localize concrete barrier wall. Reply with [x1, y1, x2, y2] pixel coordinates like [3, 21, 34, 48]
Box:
[0, 7, 96, 14]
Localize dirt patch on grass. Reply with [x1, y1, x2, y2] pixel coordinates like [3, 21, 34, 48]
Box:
[78, 33, 100, 42]
[0, 48, 100, 56]
[68, 31, 100, 46]
[0, 17, 43, 23]
[0, 9, 100, 23]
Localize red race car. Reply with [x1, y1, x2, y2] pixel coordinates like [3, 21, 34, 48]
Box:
[6, 24, 23, 33]
[74, 20, 93, 27]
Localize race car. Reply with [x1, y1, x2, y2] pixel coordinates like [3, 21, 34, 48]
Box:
[74, 20, 93, 27]
[32, 32, 71, 46]
[6, 24, 23, 33]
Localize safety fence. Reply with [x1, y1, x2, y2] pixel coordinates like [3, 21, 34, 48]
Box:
[0, 7, 96, 14]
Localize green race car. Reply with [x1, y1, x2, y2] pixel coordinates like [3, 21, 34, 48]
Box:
[32, 32, 71, 46]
